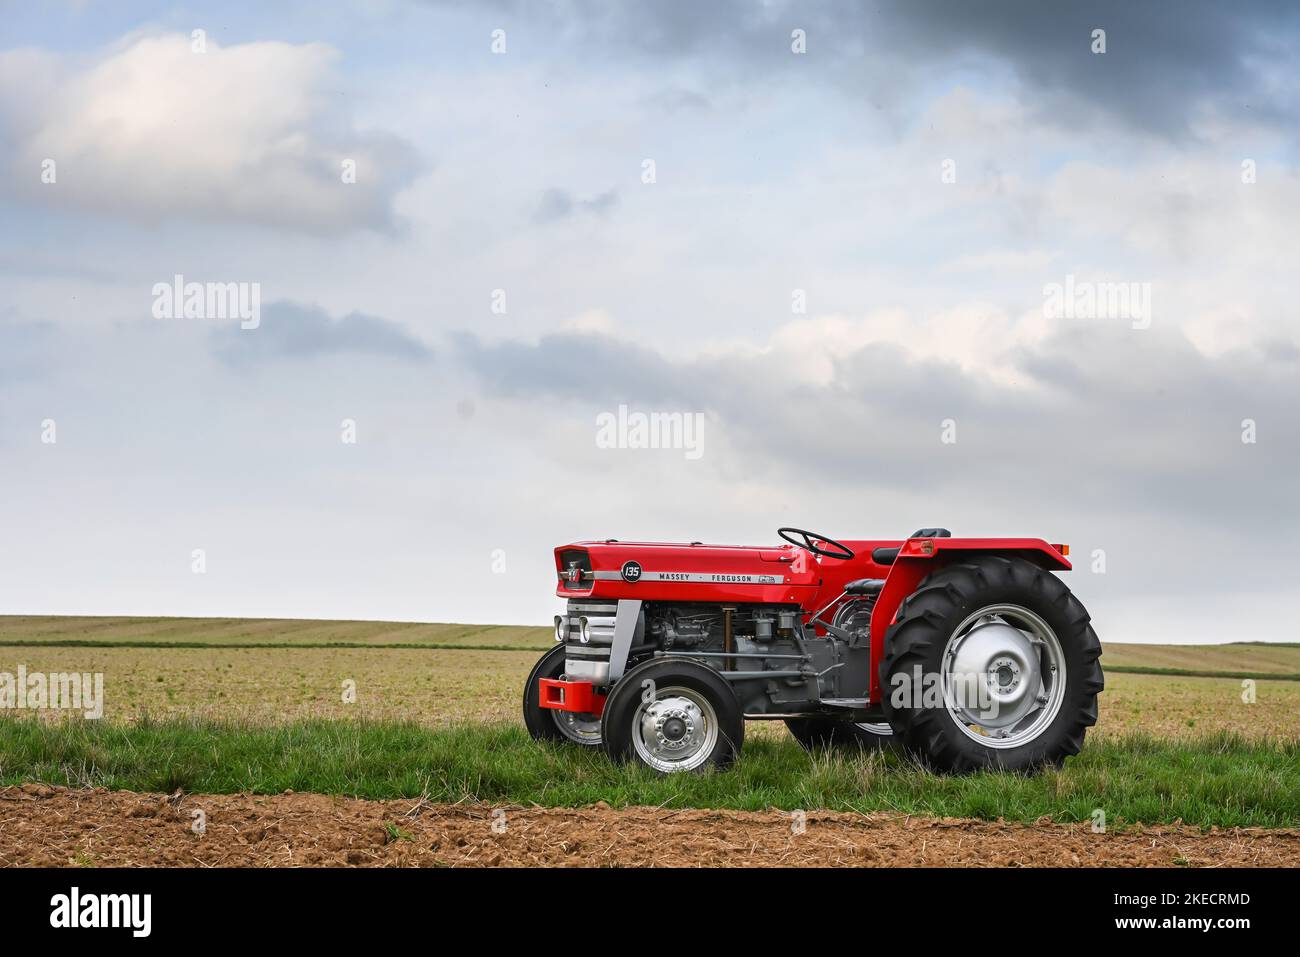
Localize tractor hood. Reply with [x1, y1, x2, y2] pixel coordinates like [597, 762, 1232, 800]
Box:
[554, 540, 820, 604]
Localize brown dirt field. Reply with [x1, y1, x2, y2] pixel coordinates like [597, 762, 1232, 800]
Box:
[4, 785, 1299, 868]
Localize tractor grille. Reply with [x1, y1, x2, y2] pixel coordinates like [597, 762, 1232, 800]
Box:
[561, 599, 618, 685]
[557, 548, 592, 590]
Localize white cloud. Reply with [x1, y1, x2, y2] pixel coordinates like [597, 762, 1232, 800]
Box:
[560, 309, 619, 335]
[694, 305, 1057, 389]
[0, 33, 421, 233]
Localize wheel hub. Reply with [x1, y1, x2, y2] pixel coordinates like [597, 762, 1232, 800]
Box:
[645, 699, 703, 753]
[658, 712, 690, 743]
[940, 605, 1066, 749]
[633, 688, 719, 772]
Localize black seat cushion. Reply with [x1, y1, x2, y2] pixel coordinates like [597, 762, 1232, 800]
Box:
[844, 578, 886, 596]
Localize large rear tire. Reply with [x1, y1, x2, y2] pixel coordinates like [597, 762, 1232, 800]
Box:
[522, 644, 603, 747]
[879, 556, 1103, 773]
[600, 658, 743, 773]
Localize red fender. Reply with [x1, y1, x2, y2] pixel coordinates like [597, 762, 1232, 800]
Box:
[867, 538, 1070, 701]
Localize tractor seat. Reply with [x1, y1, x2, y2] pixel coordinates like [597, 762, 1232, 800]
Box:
[843, 578, 885, 596]
[871, 528, 952, 566]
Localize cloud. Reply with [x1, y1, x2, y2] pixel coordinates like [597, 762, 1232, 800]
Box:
[213, 302, 433, 365]
[445, 0, 1300, 139]
[876, 0, 1300, 138]
[453, 329, 687, 404]
[453, 315, 1300, 536]
[0, 33, 423, 233]
[533, 187, 619, 224]
[439, 311, 1300, 640]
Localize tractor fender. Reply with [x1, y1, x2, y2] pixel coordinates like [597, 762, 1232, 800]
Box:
[866, 538, 1070, 702]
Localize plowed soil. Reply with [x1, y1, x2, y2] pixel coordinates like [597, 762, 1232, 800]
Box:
[4, 785, 1298, 867]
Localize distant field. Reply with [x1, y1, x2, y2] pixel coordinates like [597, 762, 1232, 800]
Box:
[0, 616, 549, 650]
[5, 617, 1299, 678]
[1099, 641, 1300, 677]
[0, 645, 530, 724]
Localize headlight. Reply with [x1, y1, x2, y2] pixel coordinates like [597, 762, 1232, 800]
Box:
[578, 616, 591, 644]
[553, 615, 566, 642]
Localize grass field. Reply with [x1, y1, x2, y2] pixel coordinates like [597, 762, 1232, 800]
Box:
[2, 645, 1299, 738]
[2, 616, 1298, 830]
[1, 718, 1297, 828]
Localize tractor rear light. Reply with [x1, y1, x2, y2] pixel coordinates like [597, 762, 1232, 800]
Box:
[553, 615, 566, 642]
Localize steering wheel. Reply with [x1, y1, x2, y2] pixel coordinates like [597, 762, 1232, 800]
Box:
[777, 527, 855, 561]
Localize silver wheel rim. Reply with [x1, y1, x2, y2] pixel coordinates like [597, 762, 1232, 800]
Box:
[940, 604, 1066, 750]
[631, 685, 719, 772]
[549, 673, 601, 744]
[551, 708, 601, 744]
[855, 722, 892, 736]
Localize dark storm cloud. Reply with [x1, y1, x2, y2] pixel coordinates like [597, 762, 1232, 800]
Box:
[214, 302, 433, 366]
[876, 0, 1300, 137]
[447, 0, 1300, 137]
[454, 324, 1300, 539]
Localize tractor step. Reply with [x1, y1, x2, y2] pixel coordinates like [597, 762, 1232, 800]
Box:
[818, 697, 871, 709]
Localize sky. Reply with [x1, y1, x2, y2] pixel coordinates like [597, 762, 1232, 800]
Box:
[1, 1, 1297, 642]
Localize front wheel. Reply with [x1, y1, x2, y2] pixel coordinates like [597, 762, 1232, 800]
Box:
[600, 659, 743, 773]
[522, 644, 603, 747]
[880, 556, 1103, 773]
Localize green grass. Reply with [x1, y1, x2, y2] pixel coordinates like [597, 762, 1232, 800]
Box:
[2, 717, 1297, 829]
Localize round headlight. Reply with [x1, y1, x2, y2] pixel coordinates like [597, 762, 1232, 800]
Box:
[579, 616, 591, 644]
[553, 615, 566, 642]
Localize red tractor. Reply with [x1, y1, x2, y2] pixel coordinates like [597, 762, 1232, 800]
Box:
[523, 528, 1103, 774]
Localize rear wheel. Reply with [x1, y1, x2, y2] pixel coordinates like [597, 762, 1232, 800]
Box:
[785, 717, 894, 751]
[880, 556, 1103, 773]
[600, 659, 743, 773]
[522, 644, 602, 747]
